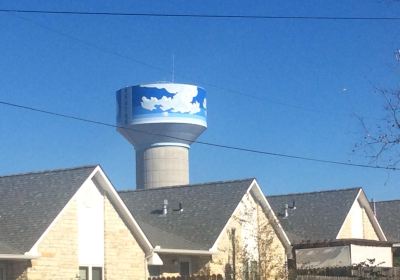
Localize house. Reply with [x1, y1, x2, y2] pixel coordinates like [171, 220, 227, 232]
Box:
[0, 165, 153, 280]
[119, 178, 291, 280]
[0, 165, 293, 280]
[374, 200, 400, 266]
[267, 188, 392, 269]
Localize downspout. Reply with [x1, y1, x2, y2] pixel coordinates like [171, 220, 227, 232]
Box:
[144, 255, 148, 280]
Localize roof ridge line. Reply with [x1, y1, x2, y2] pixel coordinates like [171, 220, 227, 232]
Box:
[375, 199, 400, 203]
[267, 187, 362, 197]
[0, 164, 98, 178]
[118, 177, 255, 193]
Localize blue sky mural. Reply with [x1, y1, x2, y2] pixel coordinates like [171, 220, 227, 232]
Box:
[131, 83, 207, 122]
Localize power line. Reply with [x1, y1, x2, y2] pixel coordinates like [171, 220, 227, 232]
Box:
[1, 8, 400, 21]
[9, 14, 363, 121]
[1, 100, 398, 172]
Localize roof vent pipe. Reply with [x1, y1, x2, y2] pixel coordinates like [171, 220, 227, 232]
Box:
[163, 199, 168, 215]
[284, 203, 289, 218]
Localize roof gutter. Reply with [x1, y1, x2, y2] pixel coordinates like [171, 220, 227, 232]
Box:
[153, 248, 214, 256]
[0, 253, 39, 260]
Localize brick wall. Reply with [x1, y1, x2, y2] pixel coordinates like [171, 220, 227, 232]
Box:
[104, 197, 146, 280]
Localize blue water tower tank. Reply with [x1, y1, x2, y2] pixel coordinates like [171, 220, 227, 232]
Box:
[116, 83, 207, 189]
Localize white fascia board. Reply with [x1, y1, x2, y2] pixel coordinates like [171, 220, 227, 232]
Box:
[357, 190, 387, 241]
[336, 188, 362, 240]
[208, 180, 254, 252]
[153, 248, 213, 256]
[28, 166, 100, 256]
[0, 254, 39, 260]
[393, 243, 400, 247]
[250, 180, 292, 250]
[92, 166, 154, 253]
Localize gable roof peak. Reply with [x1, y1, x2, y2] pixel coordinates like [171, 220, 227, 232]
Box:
[118, 177, 255, 250]
[375, 199, 400, 204]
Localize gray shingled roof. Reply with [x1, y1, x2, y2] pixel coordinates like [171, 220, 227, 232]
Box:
[374, 200, 400, 243]
[119, 179, 254, 250]
[0, 165, 96, 254]
[267, 188, 361, 245]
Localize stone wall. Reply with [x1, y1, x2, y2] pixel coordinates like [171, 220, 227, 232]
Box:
[204, 193, 287, 280]
[104, 197, 146, 280]
[27, 199, 79, 280]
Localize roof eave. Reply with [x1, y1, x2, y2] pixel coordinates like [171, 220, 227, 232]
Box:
[0, 253, 39, 260]
[250, 180, 292, 250]
[92, 166, 154, 253]
[153, 248, 213, 256]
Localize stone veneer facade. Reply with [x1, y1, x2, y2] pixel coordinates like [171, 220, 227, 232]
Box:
[2, 189, 147, 280]
[156, 193, 288, 280]
[104, 197, 146, 280]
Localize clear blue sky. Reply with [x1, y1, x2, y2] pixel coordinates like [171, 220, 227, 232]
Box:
[0, 0, 399, 200]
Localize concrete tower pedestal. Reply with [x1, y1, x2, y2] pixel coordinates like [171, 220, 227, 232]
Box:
[136, 146, 189, 189]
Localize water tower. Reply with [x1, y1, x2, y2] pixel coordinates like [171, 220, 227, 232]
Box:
[116, 83, 207, 189]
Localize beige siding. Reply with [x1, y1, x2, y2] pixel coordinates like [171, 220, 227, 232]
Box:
[362, 208, 379, 240]
[104, 197, 146, 280]
[338, 199, 379, 240]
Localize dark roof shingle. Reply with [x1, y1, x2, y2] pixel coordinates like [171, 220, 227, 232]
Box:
[119, 179, 254, 250]
[0, 165, 96, 254]
[267, 188, 360, 245]
[374, 200, 400, 243]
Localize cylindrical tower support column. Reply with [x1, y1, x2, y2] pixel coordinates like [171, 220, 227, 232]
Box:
[136, 146, 189, 189]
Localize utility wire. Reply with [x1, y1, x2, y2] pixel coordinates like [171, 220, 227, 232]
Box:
[9, 14, 365, 121]
[1, 8, 400, 21]
[1, 100, 399, 172]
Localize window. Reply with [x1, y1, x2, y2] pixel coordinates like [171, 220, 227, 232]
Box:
[79, 267, 88, 280]
[179, 261, 190, 276]
[0, 266, 5, 280]
[148, 265, 161, 277]
[92, 267, 102, 280]
[79, 266, 102, 280]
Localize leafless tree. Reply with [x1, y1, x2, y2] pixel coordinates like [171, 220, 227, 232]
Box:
[355, 88, 400, 167]
[355, 55, 400, 167]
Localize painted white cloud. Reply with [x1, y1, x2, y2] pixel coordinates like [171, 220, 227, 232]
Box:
[140, 84, 201, 114]
[203, 98, 207, 110]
